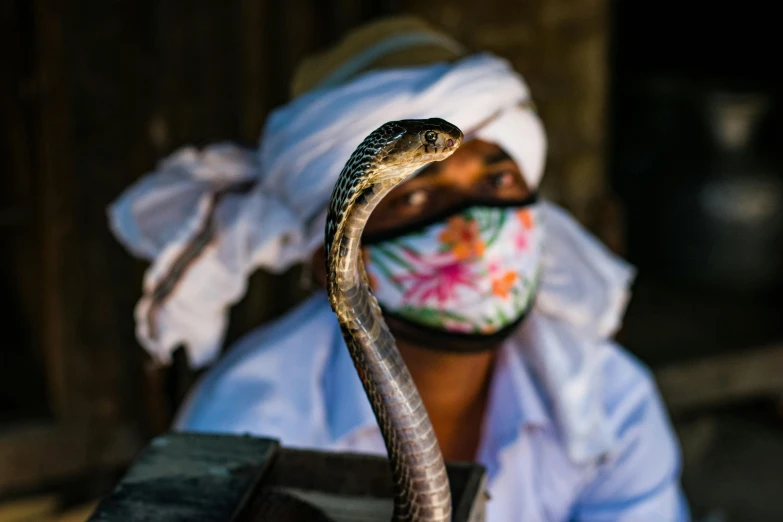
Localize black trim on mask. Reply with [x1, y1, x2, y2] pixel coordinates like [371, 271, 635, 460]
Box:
[362, 192, 539, 246]
[378, 277, 541, 355]
[381, 304, 532, 354]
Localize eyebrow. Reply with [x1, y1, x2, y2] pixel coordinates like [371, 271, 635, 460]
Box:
[484, 150, 512, 165]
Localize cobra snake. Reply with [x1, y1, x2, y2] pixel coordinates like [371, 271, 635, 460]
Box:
[324, 118, 464, 522]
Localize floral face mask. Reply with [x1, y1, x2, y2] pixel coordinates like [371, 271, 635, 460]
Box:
[362, 197, 543, 341]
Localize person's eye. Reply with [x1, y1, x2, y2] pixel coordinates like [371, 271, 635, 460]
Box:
[486, 170, 518, 190]
[403, 189, 429, 208]
[382, 188, 431, 217]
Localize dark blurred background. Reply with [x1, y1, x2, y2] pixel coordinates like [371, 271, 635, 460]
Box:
[1, 1, 781, 520]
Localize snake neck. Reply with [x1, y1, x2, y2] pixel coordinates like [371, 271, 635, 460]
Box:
[326, 179, 452, 522]
[326, 178, 387, 307]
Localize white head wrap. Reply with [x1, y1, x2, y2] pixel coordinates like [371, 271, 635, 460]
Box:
[108, 51, 635, 465]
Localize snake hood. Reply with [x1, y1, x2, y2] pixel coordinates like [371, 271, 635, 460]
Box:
[324, 119, 463, 263]
[370, 118, 463, 173]
[351, 119, 463, 180]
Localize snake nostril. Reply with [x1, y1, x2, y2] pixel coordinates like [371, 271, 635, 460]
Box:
[447, 139, 454, 147]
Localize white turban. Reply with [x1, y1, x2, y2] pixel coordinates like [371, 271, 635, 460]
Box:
[108, 52, 635, 464]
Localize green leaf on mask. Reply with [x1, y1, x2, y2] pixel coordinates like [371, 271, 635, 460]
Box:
[512, 272, 540, 314]
[512, 288, 526, 315]
[470, 208, 487, 229]
[483, 209, 507, 249]
[373, 243, 415, 272]
[396, 305, 472, 329]
[367, 250, 405, 292]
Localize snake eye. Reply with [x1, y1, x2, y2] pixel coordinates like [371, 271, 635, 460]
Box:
[424, 131, 438, 144]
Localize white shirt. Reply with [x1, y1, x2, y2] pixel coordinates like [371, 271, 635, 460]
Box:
[174, 292, 690, 521]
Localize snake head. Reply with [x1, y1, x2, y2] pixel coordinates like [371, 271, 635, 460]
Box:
[378, 118, 464, 179]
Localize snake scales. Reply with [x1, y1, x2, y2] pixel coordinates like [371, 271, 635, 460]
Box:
[323, 118, 464, 522]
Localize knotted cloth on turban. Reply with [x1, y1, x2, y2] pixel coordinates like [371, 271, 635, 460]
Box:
[108, 16, 635, 465]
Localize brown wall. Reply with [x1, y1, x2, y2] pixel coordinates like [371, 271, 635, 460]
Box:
[402, 0, 611, 222]
[0, 0, 610, 496]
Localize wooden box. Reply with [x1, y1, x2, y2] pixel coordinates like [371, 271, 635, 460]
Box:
[86, 432, 488, 521]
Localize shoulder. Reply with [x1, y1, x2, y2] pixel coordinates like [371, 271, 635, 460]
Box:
[599, 340, 662, 420]
[567, 341, 690, 520]
[173, 292, 337, 447]
[580, 340, 687, 512]
[598, 341, 680, 463]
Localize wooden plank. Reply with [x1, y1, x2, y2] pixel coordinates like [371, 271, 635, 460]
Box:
[0, 494, 59, 522]
[43, 502, 100, 522]
[0, 495, 98, 522]
[85, 432, 487, 522]
[238, 0, 271, 142]
[33, 0, 76, 421]
[0, 423, 142, 495]
[0, 0, 51, 425]
[655, 342, 783, 413]
[87, 433, 278, 522]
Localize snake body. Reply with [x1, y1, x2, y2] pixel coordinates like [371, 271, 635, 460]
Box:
[325, 118, 464, 522]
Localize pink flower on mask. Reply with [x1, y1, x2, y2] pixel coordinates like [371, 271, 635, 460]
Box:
[395, 260, 478, 306]
[514, 230, 528, 251]
[487, 259, 503, 276]
[442, 319, 474, 333]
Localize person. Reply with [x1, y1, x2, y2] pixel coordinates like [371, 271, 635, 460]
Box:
[108, 16, 690, 522]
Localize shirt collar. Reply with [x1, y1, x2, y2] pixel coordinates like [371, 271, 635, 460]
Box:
[486, 335, 551, 440]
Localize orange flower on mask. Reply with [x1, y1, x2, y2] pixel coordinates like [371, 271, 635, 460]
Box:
[438, 215, 486, 261]
[491, 270, 518, 299]
[516, 208, 534, 229]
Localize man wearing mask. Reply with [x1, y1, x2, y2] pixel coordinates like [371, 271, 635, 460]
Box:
[109, 17, 689, 522]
